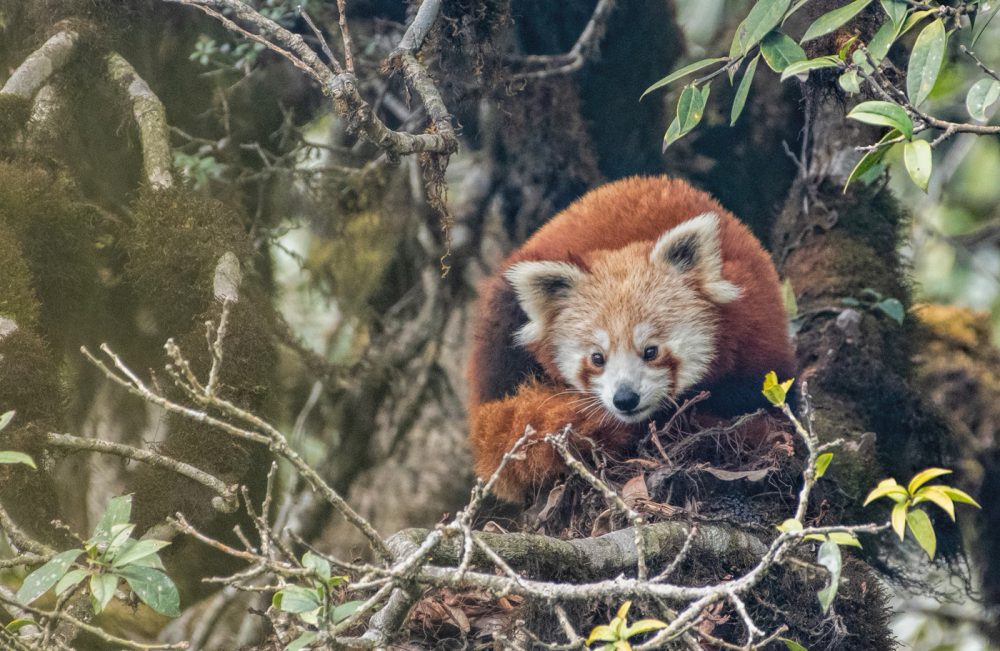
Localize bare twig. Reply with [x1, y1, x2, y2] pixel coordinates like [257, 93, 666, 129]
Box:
[507, 0, 617, 79]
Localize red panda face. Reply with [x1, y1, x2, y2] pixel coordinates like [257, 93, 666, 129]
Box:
[506, 212, 741, 424]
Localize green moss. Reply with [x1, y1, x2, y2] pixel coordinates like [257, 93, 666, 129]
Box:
[0, 329, 61, 427]
[126, 187, 253, 337]
[0, 162, 99, 346]
[0, 94, 31, 145]
[0, 223, 41, 329]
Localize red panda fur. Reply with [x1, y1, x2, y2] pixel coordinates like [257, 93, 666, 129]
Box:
[468, 176, 796, 501]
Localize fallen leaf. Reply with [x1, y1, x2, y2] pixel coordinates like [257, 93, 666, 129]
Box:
[700, 466, 770, 482]
[622, 474, 650, 507]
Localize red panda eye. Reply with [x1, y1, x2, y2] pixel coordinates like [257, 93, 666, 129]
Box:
[643, 346, 658, 361]
[590, 352, 605, 367]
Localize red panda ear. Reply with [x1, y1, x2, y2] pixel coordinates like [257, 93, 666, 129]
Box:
[505, 261, 585, 345]
[650, 212, 742, 304]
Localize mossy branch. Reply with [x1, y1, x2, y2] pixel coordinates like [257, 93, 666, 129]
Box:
[1, 30, 79, 100]
[105, 53, 174, 189]
[387, 520, 766, 580]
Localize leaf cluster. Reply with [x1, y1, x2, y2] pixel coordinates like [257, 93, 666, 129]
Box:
[585, 601, 667, 651]
[272, 551, 364, 650]
[644, 1, 1000, 191]
[14, 495, 179, 618]
[864, 468, 980, 559]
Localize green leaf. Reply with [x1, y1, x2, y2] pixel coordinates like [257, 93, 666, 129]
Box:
[891, 500, 909, 540]
[815, 453, 833, 479]
[90, 573, 118, 614]
[112, 539, 170, 568]
[827, 531, 863, 548]
[906, 508, 936, 559]
[91, 495, 133, 548]
[879, 0, 908, 31]
[731, 55, 759, 126]
[779, 56, 841, 82]
[838, 69, 860, 94]
[0, 451, 36, 469]
[966, 78, 1000, 121]
[623, 618, 668, 638]
[846, 101, 913, 139]
[663, 85, 709, 150]
[907, 467, 952, 495]
[816, 540, 842, 613]
[54, 568, 89, 596]
[802, 0, 874, 43]
[302, 551, 331, 581]
[733, 0, 793, 57]
[900, 9, 935, 37]
[762, 371, 794, 406]
[103, 524, 136, 561]
[845, 129, 901, 190]
[777, 518, 803, 533]
[972, 2, 1000, 47]
[781, 638, 808, 651]
[4, 619, 35, 633]
[875, 297, 906, 324]
[680, 85, 710, 131]
[642, 57, 727, 99]
[913, 486, 955, 520]
[587, 624, 618, 644]
[0, 410, 14, 431]
[837, 35, 859, 62]
[868, 21, 898, 63]
[285, 632, 318, 651]
[331, 599, 365, 624]
[15, 549, 83, 605]
[939, 486, 981, 508]
[781, 278, 797, 317]
[117, 565, 181, 618]
[760, 30, 806, 72]
[864, 477, 907, 505]
[274, 585, 322, 614]
[907, 19, 946, 106]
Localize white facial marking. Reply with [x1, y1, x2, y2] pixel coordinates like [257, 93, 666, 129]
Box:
[594, 329, 610, 350]
[666, 320, 716, 392]
[632, 323, 655, 350]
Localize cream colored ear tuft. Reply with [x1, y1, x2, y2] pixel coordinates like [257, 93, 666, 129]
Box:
[505, 261, 585, 345]
[650, 212, 741, 304]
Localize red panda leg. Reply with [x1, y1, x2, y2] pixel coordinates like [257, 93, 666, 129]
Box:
[469, 380, 630, 502]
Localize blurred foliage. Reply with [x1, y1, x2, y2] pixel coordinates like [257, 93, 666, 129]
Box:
[673, 0, 1000, 341]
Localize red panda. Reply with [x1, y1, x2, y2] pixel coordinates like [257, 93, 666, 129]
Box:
[468, 176, 796, 501]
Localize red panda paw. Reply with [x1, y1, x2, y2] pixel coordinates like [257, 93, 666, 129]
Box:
[469, 381, 627, 502]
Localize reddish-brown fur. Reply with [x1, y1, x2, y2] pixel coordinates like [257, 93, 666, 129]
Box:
[468, 176, 795, 501]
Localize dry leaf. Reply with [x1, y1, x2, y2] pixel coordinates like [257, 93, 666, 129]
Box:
[622, 474, 650, 507]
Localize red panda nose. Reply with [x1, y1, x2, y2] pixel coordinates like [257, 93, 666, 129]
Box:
[612, 388, 640, 412]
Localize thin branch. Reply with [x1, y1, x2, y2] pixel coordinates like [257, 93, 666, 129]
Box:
[507, 0, 617, 79]
[44, 432, 238, 512]
[298, 5, 343, 73]
[0, 591, 189, 650]
[164, 0, 457, 156]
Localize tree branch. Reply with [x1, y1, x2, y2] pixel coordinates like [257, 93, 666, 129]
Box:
[105, 53, 174, 189]
[1, 30, 79, 99]
[44, 432, 238, 513]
